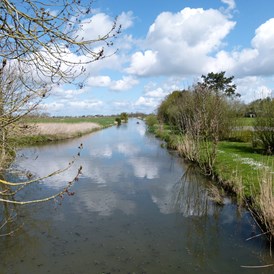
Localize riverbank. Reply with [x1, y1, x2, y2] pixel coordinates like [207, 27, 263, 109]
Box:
[15, 122, 102, 145]
[11, 117, 116, 146]
[147, 122, 274, 240]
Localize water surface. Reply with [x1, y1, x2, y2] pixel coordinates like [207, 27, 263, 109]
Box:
[1, 119, 273, 273]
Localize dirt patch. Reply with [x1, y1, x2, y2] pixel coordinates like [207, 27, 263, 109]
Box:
[30, 122, 101, 136]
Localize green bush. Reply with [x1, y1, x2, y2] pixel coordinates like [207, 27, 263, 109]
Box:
[115, 117, 121, 126]
[145, 115, 158, 128]
[254, 98, 274, 153]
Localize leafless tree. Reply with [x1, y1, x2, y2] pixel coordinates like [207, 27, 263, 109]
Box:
[0, 0, 120, 234]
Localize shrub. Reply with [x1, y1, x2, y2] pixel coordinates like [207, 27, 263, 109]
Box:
[254, 98, 274, 153]
[115, 117, 121, 126]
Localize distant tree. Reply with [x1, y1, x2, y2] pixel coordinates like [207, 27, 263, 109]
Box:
[115, 117, 121, 126]
[199, 71, 240, 97]
[120, 112, 128, 122]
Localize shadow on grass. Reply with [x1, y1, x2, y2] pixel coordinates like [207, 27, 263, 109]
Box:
[220, 142, 265, 155]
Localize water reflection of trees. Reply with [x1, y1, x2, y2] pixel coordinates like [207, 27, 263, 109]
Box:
[171, 165, 214, 217]
[172, 165, 223, 268]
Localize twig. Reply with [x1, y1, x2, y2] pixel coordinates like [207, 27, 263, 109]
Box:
[0, 166, 82, 205]
[246, 231, 272, 241]
[241, 264, 274, 268]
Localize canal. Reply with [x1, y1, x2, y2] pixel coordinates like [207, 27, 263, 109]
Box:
[0, 119, 273, 273]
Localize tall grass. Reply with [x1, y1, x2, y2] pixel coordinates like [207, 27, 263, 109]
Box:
[21, 116, 116, 128]
[146, 121, 274, 241]
[252, 168, 274, 239]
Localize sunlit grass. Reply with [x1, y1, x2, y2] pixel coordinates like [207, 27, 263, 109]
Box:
[21, 116, 116, 128]
[216, 141, 274, 197]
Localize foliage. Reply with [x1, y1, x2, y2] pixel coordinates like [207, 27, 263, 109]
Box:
[254, 98, 274, 153]
[157, 90, 184, 126]
[154, 74, 274, 238]
[145, 114, 158, 128]
[199, 71, 239, 97]
[157, 76, 236, 175]
[120, 112, 128, 122]
[115, 117, 121, 126]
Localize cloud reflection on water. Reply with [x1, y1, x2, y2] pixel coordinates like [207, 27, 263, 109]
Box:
[11, 120, 215, 217]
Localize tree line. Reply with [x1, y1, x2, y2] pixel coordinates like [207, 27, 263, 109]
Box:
[147, 71, 274, 174]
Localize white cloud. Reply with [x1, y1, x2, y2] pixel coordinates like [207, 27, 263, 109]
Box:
[129, 157, 159, 179]
[87, 75, 112, 87]
[86, 75, 138, 91]
[236, 76, 273, 103]
[40, 102, 65, 112]
[126, 50, 158, 76]
[134, 78, 183, 111]
[111, 76, 139, 91]
[50, 85, 88, 99]
[221, 0, 236, 10]
[135, 96, 159, 108]
[117, 11, 134, 30]
[126, 7, 236, 76]
[77, 13, 116, 41]
[145, 87, 167, 98]
[68, 100, 103, 109]
[208, 18, 274, 77]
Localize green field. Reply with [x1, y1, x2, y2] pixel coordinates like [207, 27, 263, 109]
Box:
[216, 141, 274, 197]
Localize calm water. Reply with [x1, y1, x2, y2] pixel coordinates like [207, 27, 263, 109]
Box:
[1, 119, 273, 273]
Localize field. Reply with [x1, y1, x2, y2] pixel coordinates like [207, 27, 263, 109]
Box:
[12, 116, 117, 146]
[21, 116, 116, 128]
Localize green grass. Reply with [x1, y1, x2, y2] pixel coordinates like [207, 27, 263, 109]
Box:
[147, 121, 273, 198]
[215, 141, 274, 197]
[234, 117, 255, 127]
[21, 116, 116, 128]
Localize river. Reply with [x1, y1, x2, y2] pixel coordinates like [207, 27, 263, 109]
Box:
[0, 119, 273, 273]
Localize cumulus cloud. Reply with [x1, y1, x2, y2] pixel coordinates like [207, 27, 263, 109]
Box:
[40, 102, 65, 113]
[134, 78, 183, 112]
[76, 13, 116, 41]
[87, 75, 112, 87]
[111, 76, 139, 91]
[126, 7, 236, 77]
[68, 99, 103, 109]
[126, 50, 158, 76]
[117, 11, 134, 30]
[87, 75, 138, 91]
[236, 76, 273, 102]
[209, 18, 274, 77]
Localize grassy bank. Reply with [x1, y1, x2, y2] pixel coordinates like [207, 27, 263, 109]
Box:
[11, 116, 116, 146]
[21, 116, 116, 128]
[148, 122, 274, 239]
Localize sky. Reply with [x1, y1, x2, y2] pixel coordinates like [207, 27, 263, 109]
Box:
[42, 0, 274, 116]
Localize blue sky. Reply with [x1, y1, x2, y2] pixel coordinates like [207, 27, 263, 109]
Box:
[42, 0, 274, 116]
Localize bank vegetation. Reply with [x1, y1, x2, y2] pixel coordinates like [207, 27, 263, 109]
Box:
[146, 71, 274, 242]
